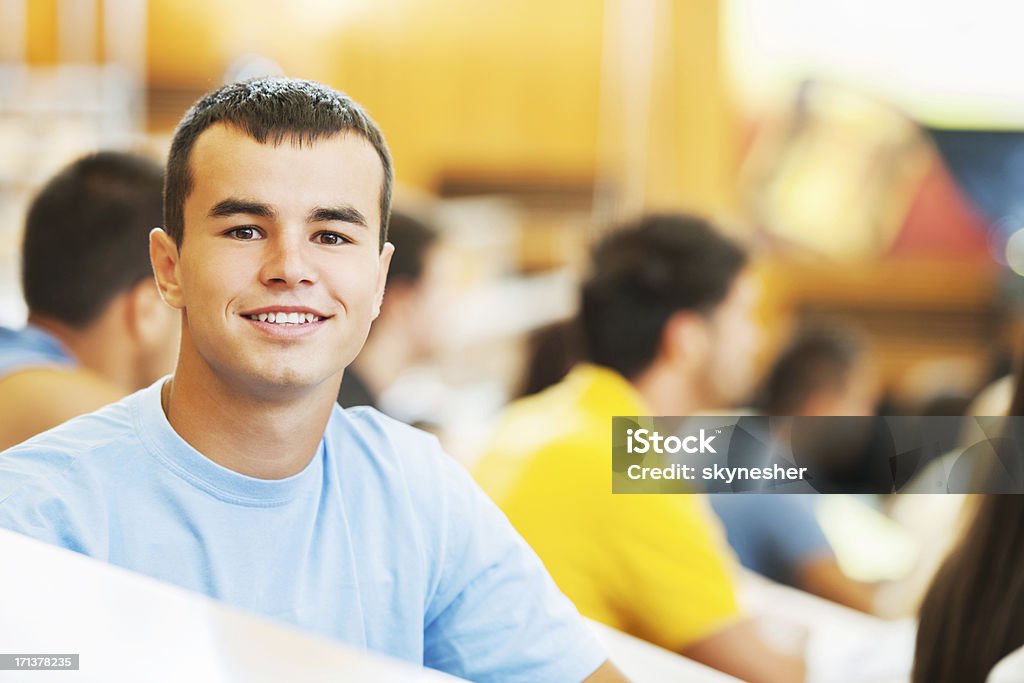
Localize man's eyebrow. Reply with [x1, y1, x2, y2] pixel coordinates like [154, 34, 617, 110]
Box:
[308, 206, 369, 228]
[208, 198, 277, 220]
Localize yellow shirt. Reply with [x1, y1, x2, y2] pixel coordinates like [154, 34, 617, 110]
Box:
[475, 364, 741, 652]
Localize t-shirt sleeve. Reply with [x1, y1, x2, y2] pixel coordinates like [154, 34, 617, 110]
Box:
[422, 456, 607, 683]
[0, 448, 97, 556]
[711, 494, 833, 585]
[474, 432, 743, 656]
[599, 490, 743, 652]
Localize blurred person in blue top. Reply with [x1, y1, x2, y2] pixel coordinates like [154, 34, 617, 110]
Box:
[0, 78, 622, 683]
[711, 325, 882, 614]
[0, 152, 179, 450]
[913, 334, 1024, 682]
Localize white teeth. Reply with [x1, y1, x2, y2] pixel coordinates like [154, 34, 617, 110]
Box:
[248, 311, 322, 325]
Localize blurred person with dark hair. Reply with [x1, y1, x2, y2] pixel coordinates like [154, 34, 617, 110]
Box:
[0, 78, 624, 683]
[758, 325, 879, 417]
[712, 325, 883, 614]
[516, 317, 582, 399]
[912, 364, 1024, 683]
[337, 208, 446, 421]
[913, 494, 1024, 683]
[0, 152, 179, 450]
[476, 214, 807, 683]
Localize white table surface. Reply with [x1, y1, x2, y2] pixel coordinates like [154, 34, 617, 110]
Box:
[740, 571, 915, 683]
[0, 529, 459, 683]
[586, 619, 742, 682]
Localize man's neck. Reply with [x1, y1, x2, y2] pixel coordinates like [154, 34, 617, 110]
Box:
[28, 311, 135, 391]
[630, 362, 704, 416]
[162, 353, 338, 480]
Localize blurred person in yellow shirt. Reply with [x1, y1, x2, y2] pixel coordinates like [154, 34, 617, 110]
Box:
[476, 214, 805, 683]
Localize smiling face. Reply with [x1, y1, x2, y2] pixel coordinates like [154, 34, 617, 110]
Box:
[151, 123, 393, 399]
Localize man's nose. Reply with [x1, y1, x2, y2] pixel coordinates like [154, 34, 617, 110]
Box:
[260, 234, 316, 286]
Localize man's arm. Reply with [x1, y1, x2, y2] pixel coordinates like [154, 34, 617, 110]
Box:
[797, 554, 879, 615]
[680, 618, 805, 683]
[421, 451, 610, 683]
[0, 368, 126, 450]
[582, 659, 630, 682]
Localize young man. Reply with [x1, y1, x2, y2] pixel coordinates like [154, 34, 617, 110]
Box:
[0, 152, 179, 450]
[0, 78, 622, 683]
[475, 214, 807, 683]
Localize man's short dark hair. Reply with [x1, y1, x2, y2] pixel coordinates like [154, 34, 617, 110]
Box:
[21, 151, 164, 329]
[164, 77, 393, 249]
[581, 213, 748, 379]
[760, 325, 866, 415]
[385, 210, 439, 287]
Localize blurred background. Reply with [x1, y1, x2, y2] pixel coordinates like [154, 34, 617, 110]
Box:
[1, 0, 1022, 440]
[9, 3, 1024, 674]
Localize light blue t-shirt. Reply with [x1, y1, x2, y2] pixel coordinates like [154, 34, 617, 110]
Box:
[0, 379, 605, 682]
[0, 325, 75, 379]
[710, 494, 833, 586]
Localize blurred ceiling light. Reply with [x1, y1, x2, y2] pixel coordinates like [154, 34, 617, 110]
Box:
[740, 82, 929, 260]
[223, 54, 285, 84]
[726, 0, 1024, 129]
[1004, 228, 1024, 276]
[288, 0, 375, 32]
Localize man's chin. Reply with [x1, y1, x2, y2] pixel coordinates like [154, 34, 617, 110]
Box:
[237, 366, 340, 402]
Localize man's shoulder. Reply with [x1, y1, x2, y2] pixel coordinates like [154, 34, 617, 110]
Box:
[333, 403, 431, 439]
[331, 404, 441, 454]
[0, 326, 74, 377]
[327, 405, 489, 551]
[0, 388, 145, 553]
[486, 389, 608, 464]
[0, 389, 143, 499]
[0, 367, 128, 450]
[474, 390, 611, 512]
[327, 404, 464, 487]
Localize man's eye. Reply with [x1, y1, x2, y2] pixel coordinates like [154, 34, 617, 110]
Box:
[315, 231, 350, 246]
[227, 226, 261, 240]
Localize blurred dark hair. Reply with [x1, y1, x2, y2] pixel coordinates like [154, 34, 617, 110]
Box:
[386, 210, 439, 287]
[164, 77, 392, 249]
[913, 495, 1024, 683]
[760, 324, 866, 415]
[581, 213, 748, 380]
[517, 318, 583, 398]
[21, 151, 164, 328]
[913, 365, 1024, 682]
[1010, 368, 1024, 418]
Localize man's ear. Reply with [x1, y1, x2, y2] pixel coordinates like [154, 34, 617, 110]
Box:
[372, 242, 395, 320]
[150, 228, 185, 310]
[661, 310, 710, 370]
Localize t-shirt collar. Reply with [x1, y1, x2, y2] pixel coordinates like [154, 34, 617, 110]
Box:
[132, 377, 325, 506]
